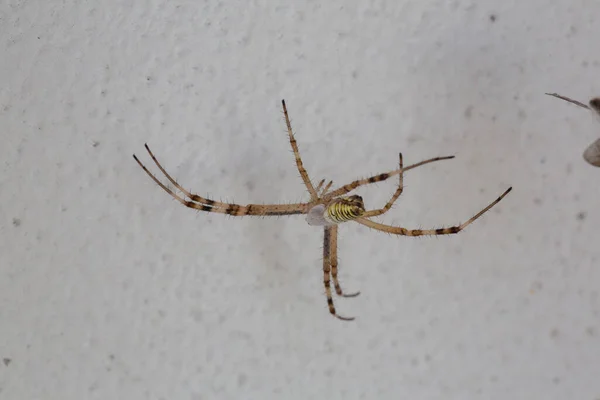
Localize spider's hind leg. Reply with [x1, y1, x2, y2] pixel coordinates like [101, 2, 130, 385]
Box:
[133, 145, 309, 216]
[329, 225, 360, 298]
[355, 187, 512, 236]
[323, 227, 355, 321]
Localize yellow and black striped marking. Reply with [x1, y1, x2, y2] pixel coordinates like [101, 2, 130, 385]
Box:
[325, 195, 366, 224]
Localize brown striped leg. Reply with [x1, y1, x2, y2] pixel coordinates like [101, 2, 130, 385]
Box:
[361, 153, 404, 218]
[354, 187, 512, 236]
[323, 155, 454, 201]
[141, 143, 239, 208]
[329, 225, 360, 298]
[281, 100, 318, 201]
[323, 227, 354, 321]
[545, 93, 590, 110]
[133, 147, 309, 216]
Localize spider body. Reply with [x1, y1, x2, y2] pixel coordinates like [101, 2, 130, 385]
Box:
[134, 99, 511, 321]
[305, 195, 365, 227]
[325, 195, 366, 224]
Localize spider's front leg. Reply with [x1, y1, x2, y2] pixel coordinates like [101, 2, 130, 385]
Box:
[133, 144, 310, 216]
[281, 100, 319, 201]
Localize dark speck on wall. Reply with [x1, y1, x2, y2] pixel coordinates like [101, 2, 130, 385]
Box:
[576, 211, 587, 221]
[464, 105, 473, 119]
[490, 14, 497, 22]
[12, 218, 21, 227]
[586, 326, 596, 337]
[3, 358, 11, 366]
[92, 141, 100, 148]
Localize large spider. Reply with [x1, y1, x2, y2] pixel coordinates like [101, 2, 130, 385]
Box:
[133, 100, 512, 321]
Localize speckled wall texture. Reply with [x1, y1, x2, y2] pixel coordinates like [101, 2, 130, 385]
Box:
[2, 1, 600, 399]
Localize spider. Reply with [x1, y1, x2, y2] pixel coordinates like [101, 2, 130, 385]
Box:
[546, 92, 600, 167]
[133, 100, 512, 321]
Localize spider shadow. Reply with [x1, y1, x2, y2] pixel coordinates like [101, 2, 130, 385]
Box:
[240, 208, 319, 315]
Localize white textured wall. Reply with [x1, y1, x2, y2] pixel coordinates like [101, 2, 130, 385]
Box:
[2, 1, 600, 399]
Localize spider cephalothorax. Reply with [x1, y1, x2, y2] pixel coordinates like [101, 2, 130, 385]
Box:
[134, 99, 511, 321]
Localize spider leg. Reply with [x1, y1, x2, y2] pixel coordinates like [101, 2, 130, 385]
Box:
[329, 225, 360, 298]
[361, 153, 404, 218]
[354, 187, 512, 236]
[281, 100, 319, 201]
[323, 155, 454, 200]
[546, 94, 600, 167]
[133, 149, 309, 216]
[545, 93, 590, 110]
[141, 143, 236, 207]
[323, 227, 355, 321]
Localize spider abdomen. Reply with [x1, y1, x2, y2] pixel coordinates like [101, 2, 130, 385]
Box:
[325, 195, 366, 224]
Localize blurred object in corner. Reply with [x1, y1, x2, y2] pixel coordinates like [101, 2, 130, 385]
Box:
[546, 93, 600, 167]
